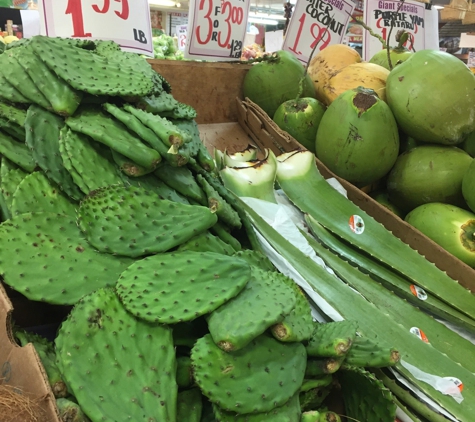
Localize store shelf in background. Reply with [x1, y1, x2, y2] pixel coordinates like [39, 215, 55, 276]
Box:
[147, 59, 252, 124]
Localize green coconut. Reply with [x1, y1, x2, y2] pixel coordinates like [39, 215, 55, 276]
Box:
[405, 202, 475, 268]
[315, 87, 399, 187]
[462, 159, 475, 213]
[243, 50, 316, 118]
[369, 190, 405, 218]
[387, 145, 473, 214]
[272, 97, 326, 153]
[386, 49, 475, 145]
[462, 130, 475, 157]
[369, 31, 413, 71]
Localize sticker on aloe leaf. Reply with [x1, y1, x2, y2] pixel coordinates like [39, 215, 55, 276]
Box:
[410, 285, 428, 301]
[444, 377, 464, 393]
[410, 327, 429, 343]
[349, 215, 365, 234]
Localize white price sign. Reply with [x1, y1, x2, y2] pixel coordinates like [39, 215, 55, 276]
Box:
[363, 0, 425, 61]
[282, 0, 355, 64]
[185, 0, 250, 60]
[37, 0, 153, 56]
[177, 24, 188, 52]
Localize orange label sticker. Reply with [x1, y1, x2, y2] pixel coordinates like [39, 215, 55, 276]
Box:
[349, 215, 365, 234]
[444, 377, 464, 393]
[410, 327, 429, 343]
[410, 285, 428, 301]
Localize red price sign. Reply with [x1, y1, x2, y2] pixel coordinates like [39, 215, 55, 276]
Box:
[282, 0, 354, 64]
[186, 0, 250, 60]
[363, 0, 426, 61]
[38, 0, 153, 56]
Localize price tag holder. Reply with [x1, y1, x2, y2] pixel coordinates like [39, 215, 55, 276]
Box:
[282, 0, 355, 64]
[177, 24, 188, 52]
[363, 0, 426, 61]
[185, 0, 250, 61]
[37, 0, 153, 56]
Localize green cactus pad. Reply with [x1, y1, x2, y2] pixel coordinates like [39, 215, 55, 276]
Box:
[177, 388, 203, 422]
[78, 185, 218, 257]
[137, 91, 178, 114]
[55, 287, 177, 421]
[1, 166, 27, 212]
[0, 71, 30, 104]
[116, 251, 250, 323]
[1, 155, 19, 177]
[192, 333, 306, 414]
[111, 149, 157, 177]
[0, 130, 36, 172]
[270, 274, 314, 343]
[0, 212, 134, 304]
[30, 36, 154, 97]
[55, 398, 89, 422]
[155, 162, 207, 204]
[344, 335, 400, 368]
[299, 384, 334, 413]
[0, 102, 27, 141]
[207, 266, 296, 352]
[123, 105, 191, 151]
[119, 172, 190, 205]
[0, 118, 25, 141]
[196, 174, 242, 229]
[58, 127, 90, 195]
[0, 191, 10, 221]
[339, 365, 396, 422]
[25, 105, 84, 201]
[11, 171, 77, 216]
[161, 102, 198, 120]
[61, 128, 123, 193]
[1, 50, 51, 109]
[102, 103, 180, 166]
[176, 356, 194, 389]
[306, 320, 359, 358]
[65, 106, 161, 169]
[16, 44, 82, 116]
[212, 393, 301, 421]
[177, 230, 236, 255]
[14, 329, 69, 398]
[231, 250, 275, 272]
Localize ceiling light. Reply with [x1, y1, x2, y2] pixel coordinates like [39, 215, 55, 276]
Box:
[251, 12, 287, 20]
[248, 17, 279, 25]
[149, 0, 177, 7]
[433, 4, 444, 9]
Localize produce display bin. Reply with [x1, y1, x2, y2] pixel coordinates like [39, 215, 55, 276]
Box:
[235, 97, 475, 293]
[2, 58, 474, 421]
[147, 59, 252, 125]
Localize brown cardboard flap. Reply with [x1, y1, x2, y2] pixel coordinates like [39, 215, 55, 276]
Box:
[235, 98, 475, 293]
[0, 284, 60, 421]
[147, 60, 252, 125]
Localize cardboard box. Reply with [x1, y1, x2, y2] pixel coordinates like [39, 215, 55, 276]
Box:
[0, 283, 60, 421]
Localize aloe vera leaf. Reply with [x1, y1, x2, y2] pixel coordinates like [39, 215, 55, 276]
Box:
[239, 198, 475, 421]
[305, 216, 475, 333]
[275, 150, 475, 320]
[373, 369, 452, 422]
[301, 224, 475, 374]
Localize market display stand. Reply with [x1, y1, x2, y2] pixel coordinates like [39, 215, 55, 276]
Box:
[1, 60, 475, 421]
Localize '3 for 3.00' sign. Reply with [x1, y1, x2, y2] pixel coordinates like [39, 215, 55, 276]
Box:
[38, 0, 153, 56]
[186, 0, 250, 60]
